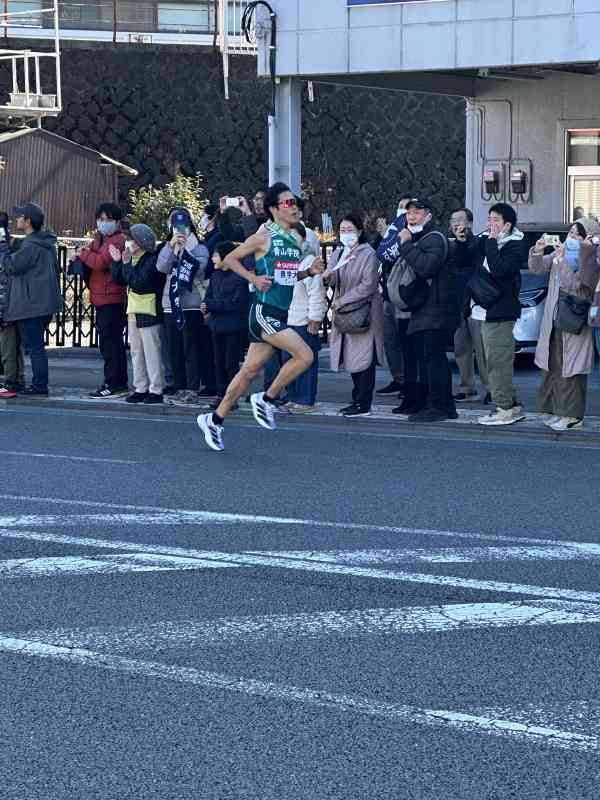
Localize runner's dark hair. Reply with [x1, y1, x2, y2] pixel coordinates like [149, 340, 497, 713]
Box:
[265, 182, 291, 220]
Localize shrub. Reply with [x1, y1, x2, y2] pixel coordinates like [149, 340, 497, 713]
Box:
[128, 173, 207, 238]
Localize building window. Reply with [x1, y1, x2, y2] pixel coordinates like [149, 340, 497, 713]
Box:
[157, 2, 212, 33]
[7, 0, 42, 26]
[566, 130, 600, 221]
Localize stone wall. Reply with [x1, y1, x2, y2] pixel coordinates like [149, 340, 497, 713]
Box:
[1, 41, 466, 226]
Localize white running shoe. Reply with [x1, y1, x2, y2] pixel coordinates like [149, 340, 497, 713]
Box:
[197, 413, 224, 451]
[250, 392, 277, 430]
[478, 407, 523, 426]
[549, 416, 583, 431]
[543, 415, 560, 428]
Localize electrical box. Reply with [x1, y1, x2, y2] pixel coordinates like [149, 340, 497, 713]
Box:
[508, 159, 532, 204]
[481, 160, 505, 202]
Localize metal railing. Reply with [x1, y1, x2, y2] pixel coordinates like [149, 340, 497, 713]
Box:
[45, 241, 342, 348]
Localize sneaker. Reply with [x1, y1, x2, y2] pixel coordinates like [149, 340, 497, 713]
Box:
[143, 393, 163, 404]
[125, 391, 148, 404]
[376, 380, 403, 395]
[550, 416, 583, 431]
[511, 404, 526, 422]
[543, 415, 560, 428]
[408, 407, 452, 423]
[340, 402, 359, 414]
[478, 407, 523, 426]
[0, 383, 16, 399]
[197, 413, 224, 452]
[343, 406, 371, 418]
[287, 403, 316, 414]
[453, 391, 478, 402]
[88, 385, 128, 399]
[172, 390, 197, 405]
[250, 392, 277, 430]
[21, 386, 48, 396]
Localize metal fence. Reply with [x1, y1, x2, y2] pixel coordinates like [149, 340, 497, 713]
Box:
[46, 242, 341, 349]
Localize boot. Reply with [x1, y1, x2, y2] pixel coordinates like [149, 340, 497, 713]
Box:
[393, 382, 416, 414]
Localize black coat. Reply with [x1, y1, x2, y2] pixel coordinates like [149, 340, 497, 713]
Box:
[205, 268, 249, 334]
[466, 235, 523, 322]
[399, 223, 460, 335]
[111, 251, 166, 328]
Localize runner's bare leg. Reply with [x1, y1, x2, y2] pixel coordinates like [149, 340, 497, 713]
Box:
[262, 328, 314, 400]
[216, 342, 274, 418]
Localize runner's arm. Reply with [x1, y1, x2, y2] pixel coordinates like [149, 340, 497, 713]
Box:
[223, 231, 269, 287]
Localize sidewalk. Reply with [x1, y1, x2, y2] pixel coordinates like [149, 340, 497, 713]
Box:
[3, 346, 600, 441]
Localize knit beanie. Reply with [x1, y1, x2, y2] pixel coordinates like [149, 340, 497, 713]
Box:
[129, 223, 157, 253]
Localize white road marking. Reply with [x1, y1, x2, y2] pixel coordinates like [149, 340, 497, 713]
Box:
[0, 553, 239, 578]
[255, 544, 600, 564]
[0, 634, 595, 753]
[29, 600, 600, 652]
[0, 528, 598, 603]
[0, 451, 136, 465]
[1, 498, 600, 559]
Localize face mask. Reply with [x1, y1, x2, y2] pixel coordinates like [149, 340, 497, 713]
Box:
[566, 236, 581, 250]
[340, 232, 359, 248]
[408, 224, 424, 234]
[97, 220, 118, 236]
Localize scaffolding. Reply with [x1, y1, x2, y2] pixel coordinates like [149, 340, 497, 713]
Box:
[0, 0, 61, 121]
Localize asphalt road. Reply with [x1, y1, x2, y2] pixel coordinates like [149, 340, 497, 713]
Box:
[1, 402, 600, 799]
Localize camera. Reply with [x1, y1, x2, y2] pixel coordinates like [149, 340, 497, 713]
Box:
[225, 197, 240, 208]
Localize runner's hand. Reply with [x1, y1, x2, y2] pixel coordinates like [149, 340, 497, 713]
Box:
[253, 275, 273, 293]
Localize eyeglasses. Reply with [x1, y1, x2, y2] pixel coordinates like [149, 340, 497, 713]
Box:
[278, 198, 298, 208]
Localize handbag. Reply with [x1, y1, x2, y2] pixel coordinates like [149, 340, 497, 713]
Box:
[387, 257, 428, 311]
[555, 290, 590, 335]
[467, 267, 502, 310]
[588, 278, 600, 328]
[333, 298, 371, 334]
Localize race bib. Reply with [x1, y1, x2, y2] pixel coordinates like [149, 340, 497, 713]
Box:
[274, 260, 298, 286]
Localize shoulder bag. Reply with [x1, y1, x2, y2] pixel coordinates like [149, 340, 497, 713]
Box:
[387, 230, 447, 312]
[556, 290, 590, 335]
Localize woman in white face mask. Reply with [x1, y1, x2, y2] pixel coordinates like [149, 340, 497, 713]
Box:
[78, 203, 129, 398]
[529, 217, 600, 431]
[322, 213, 385, 417]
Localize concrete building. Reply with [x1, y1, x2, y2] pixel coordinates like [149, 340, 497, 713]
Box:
[259, 0, 600, 227]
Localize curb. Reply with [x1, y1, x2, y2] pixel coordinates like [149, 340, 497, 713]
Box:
[4, 392, 600, 444]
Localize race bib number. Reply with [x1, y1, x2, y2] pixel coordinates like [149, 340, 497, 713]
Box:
[274, 260, 298, 286]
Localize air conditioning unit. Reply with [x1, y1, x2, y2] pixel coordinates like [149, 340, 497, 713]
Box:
[128, 34, 152, 44]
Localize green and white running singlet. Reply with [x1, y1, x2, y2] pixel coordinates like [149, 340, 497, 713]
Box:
[249, 221, 303, 343]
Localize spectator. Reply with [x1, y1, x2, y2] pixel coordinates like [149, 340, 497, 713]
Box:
[450, 207, 490, 404]
[398, 195, 459, 422]
[528, 219, 600, 431]
[376, 192, 412, 397]
[156, 207, 210, 404]
[0, 203, 61, 396]
[282, 222, 328, 412]
[201, 241, 249, 409]
[323, 212, 385, 417]
[78, 203, 128, 398]
[0, 212, 23, 398]
[296, 197, 321, 258]
[253, 190, 268, 225]
[468, 203, 525, 426]
[110, 224, 165, 404]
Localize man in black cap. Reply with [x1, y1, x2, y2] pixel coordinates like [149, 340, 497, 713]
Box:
[0, 203, 61, 395]
[395, 194, 459, 422]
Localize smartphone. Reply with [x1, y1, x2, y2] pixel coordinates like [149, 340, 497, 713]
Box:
[225, 197, 240, 208]
[544, 234, 561, 247]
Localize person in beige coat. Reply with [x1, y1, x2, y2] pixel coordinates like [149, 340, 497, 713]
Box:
[528, 217, 600, 431]
[323, 212, 385, 417]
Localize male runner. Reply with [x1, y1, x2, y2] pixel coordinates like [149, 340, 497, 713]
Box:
[197, 182, 324, 451]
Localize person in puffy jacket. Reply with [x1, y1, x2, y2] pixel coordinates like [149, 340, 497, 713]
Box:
[0, 202, 61, 396]
[78, 203, 128, 398]
[110, 224, 166, 405]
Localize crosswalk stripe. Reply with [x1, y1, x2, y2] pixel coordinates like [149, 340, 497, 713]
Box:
[28, 599, 600, 652]
[0, 634, 595, 753]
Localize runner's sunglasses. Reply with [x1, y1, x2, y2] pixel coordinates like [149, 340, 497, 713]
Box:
[277, 198, 298, 208]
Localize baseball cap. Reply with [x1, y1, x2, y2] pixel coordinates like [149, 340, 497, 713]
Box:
[405, 195, 433, 212]
[170, 207, 192, 229]
[13, 202, 44, 227]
